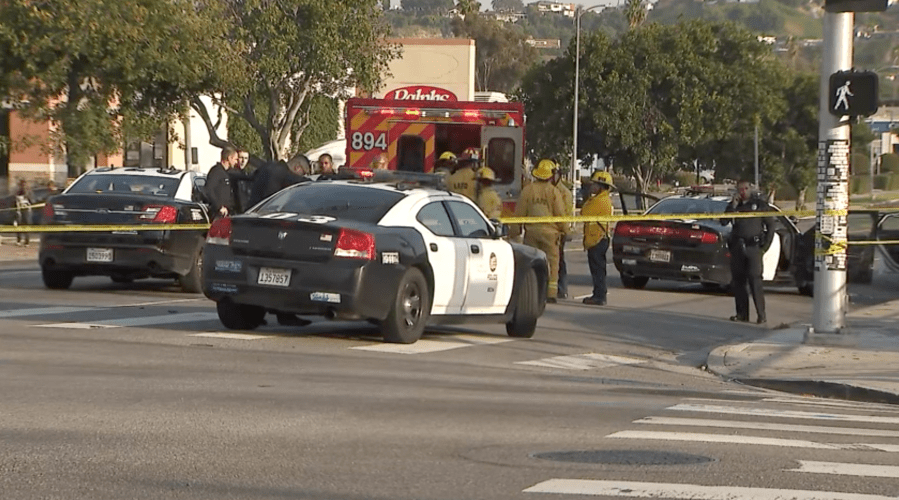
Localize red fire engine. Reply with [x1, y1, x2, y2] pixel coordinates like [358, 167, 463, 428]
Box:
[344, 97, 526, 214]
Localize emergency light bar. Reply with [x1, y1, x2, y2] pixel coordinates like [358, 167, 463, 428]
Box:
[359, 105, 509, 120]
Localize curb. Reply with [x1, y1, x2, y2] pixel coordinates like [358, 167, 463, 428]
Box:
[735, 378, 899, 405]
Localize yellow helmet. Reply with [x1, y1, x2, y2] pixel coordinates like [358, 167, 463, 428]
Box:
[439, 151, 456, 162]
[532, 159, 556, 180]
[590, 170, 615, 189]
[477, 167, 496, 182]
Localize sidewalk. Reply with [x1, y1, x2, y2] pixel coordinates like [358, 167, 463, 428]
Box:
[707, 300, 899, 404]
[0, 237, 39, 265]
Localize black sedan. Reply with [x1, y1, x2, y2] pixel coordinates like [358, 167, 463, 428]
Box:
[202, 173, 549, 344]
[612, 195, 806, 291]
[39, 167, 210, 292]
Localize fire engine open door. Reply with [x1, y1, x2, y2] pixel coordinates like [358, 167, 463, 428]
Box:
[482, 125, 524, 204]
[390, 123, 435, 173]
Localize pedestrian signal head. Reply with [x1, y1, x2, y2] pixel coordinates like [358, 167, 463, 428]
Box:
[589, 171, 616, 190]
[477, 167, 496, 182]
[532, 159, 556, 180]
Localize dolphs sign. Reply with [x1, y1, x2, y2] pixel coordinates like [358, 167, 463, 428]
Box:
[383, 86, 458, 102]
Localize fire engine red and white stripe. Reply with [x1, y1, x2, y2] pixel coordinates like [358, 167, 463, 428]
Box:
[522, 479, 899, 499]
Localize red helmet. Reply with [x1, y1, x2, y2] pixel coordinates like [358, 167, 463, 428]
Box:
[459, 147, 481, 162]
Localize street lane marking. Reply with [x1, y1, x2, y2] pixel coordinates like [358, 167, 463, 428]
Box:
[607, 430, 899, 452]
[190, 332, 272, 340]
[113, 298, 204, 308]
[762, 397, 899, 413]
[36, 312, 219, 329]
[668, 403, 899, 425]
[516, 353, 645, 371]
[0, 306, 99, 319]
[635, 416, 899, 437]
[788, 461, 899, 478]
[522, 479, 898, 499]
[351, 334, 513, 354]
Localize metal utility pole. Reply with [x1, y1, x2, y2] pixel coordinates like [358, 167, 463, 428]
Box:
[572, 6, 581, 213]
[813, 12, 854, 334]
[754, 123, 759, 187]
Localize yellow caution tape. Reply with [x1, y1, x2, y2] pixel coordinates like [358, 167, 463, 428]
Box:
[0, 202, 45, 212]
[0, 224, 210, 233]
[500, 209, 815, 224]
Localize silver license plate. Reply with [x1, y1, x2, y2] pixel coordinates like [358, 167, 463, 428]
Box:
[649, 249, 671, 263]
[257, 267, 291, 287]
[86, 248, 113, 262]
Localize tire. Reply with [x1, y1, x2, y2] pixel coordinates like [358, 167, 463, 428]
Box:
[620, 274, 649, 289]
[42, 267, 73, 290]
[381, 268, 430, 344]
[506, 268, 540, 339]
[798, 282, 813, 296]
[178, 246, 203, 293]
[216, 300, 265, 330]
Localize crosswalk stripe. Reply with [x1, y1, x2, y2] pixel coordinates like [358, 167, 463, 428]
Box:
[351, 334, 513, 354]
[522, 479, 898, 499]
[762, 397, 899, 412]
[515, 353, 645, 370]
[607, 430, 899, 452]
[634, 416, 899, 437]
[788, 461, 899, 478]
[668, 403, 899, 425]
[190, 332, 272, 340]
[36, 312, 220, 329]
[0, 306, 99, 318]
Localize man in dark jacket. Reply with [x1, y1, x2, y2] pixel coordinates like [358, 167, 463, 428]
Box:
[205, 147, 239, 218]
[721, 180, 777, 325]
[247, 158, 309, 208]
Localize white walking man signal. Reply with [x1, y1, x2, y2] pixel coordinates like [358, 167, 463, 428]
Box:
[835, 81, 853, 111]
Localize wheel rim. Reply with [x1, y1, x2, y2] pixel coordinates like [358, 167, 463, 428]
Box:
[401, 282, 422, 328]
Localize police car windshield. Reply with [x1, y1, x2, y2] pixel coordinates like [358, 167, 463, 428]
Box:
[67, 174, 180, 197]
[647, 198, 729, 229]
[253, 183, 404, 223]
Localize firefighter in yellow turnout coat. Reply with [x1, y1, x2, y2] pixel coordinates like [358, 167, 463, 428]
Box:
[581, 171, 615, 306]
[475, 167, 502, 220]
[512, 159, 569, 302]
[447, 147, 479, 201]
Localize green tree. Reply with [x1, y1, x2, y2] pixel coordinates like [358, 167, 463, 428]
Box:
[0, 0, 230, 174]
[452, 7, 538, 92]
[492, 0, 524, 12]
[401, 0, 453, 12]
[624, 0, 647, 29]
[191, 0, 399, 162]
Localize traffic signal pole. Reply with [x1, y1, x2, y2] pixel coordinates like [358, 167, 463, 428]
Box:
[813, 12, 854, 334]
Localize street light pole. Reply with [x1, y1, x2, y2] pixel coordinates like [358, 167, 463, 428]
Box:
[572, 5, 604, 210]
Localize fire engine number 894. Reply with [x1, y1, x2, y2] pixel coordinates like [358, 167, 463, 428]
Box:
[202, 172, 550, 344]
[350, 132, 388, 151]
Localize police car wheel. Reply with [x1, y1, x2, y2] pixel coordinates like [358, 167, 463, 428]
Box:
[506, 268, 539, 339]
[381, 267, 429, 344]
[178, 246, 204, 294]
[216, 299, 265, 330]
[620, 274, 649, 289]
[42, 267, 74, 290]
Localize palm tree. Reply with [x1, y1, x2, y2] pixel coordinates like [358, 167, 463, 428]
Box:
[625, 0, 647, 29]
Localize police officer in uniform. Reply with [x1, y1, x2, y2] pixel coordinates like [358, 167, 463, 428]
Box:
[722, 180, 776, 324]
[475, 166, 502, 220]
[512, 159, 569, 302]
[205, 146, 239, 219]
[447, 147, 479, 201]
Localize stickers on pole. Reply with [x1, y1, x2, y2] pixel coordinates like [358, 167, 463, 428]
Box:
[815, 139, 850, 271]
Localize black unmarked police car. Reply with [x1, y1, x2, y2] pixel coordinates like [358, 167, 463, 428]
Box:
[202, 172, 549, 344]
[39, 167, 210, 292]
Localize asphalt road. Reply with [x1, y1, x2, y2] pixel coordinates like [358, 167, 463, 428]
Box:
[2, 251, 899, 499]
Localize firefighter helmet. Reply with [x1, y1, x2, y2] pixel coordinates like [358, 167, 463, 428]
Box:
[589, 170, 616, 190]
[477, 167, 496, 182]
[439, 151, 457, 162]
[532, 159, 556, 180]
[459, 147, 480, 162]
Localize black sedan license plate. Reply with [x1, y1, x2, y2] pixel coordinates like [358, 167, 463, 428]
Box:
[649, 249, 671, 263]
[257, 267, 291, 287]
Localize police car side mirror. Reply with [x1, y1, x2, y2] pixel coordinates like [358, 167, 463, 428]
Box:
[490, 219, 509, 239]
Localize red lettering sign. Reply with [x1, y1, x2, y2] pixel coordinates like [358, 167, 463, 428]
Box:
[383, 86, 458, 102]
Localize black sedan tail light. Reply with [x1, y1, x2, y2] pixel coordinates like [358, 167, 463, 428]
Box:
[334, 228, 375, 260]
[207, 217, 232, 246]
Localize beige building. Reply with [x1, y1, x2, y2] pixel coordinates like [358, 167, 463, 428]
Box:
[375, 38, 476, 102]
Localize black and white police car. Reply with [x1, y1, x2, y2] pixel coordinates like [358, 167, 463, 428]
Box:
[202, 171, 549, 344]
[39, 167, 210, 292]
